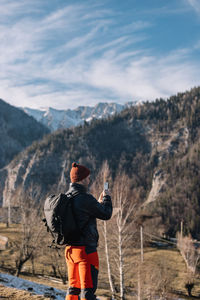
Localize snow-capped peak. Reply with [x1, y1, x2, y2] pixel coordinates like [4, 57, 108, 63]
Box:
[22, 101, 137, 132]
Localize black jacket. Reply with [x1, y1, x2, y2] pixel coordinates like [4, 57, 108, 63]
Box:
[66, 183, 112, 247]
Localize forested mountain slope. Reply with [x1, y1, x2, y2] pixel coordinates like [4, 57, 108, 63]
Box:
[0, 88, 199, 237]
[0, 99, 49, 169]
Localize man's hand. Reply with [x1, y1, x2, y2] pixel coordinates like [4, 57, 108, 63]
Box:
[103, 190, 110, 197]
[98, 190, 110, 203]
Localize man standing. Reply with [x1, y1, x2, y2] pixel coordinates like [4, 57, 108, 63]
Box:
[65, 162, 112, 300]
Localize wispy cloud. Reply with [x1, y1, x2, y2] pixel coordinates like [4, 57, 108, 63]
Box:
[186, 0, 200, 14]
[0, 0, 199, 109]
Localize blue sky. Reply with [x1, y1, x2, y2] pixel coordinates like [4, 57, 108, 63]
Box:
[1, 0, 200, 109]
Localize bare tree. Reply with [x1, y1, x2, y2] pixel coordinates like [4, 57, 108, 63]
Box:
[90, 160, 110, 199]
[13, 193, 43, 276]
[109, 172, 140, 300]
[57, 159, 68, 193]
[177, 233, 200, 296]
[38, 222, 68, 284]
[103, 219, 116, 299]
[113, 173, 136, 299]
[91, 161, 116, 299]
[49, 247, 67, 284]
[177, 233, 200, 274]
[92, 166, 141, 299]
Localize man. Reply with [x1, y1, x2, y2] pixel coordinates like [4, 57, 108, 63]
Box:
[65, 162, 112, 300]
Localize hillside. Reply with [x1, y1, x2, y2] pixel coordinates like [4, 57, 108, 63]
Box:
[0, 87, 200, 237]
[0, 99, 49, 169]
[0, 106, 149, 207]
[0, 223, 197, 299]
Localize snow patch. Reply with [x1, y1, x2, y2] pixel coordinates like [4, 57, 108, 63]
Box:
[0, 273, 66, 299]
[0, 273, 104, 299]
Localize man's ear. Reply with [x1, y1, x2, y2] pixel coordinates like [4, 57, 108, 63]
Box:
[82, 178, 87, 185]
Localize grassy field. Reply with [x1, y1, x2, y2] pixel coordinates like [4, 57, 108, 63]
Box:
[1, 223, 200, 299]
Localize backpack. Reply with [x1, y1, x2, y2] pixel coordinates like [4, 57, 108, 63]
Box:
[43, 192, 81, 246]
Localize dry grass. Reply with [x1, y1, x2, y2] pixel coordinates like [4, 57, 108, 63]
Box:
[98, 242, 200, 299]
[0, 284, 49, 300]
[142, 248, 200, 297]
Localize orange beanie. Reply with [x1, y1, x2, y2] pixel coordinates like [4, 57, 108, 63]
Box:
[70, 162, 90, 183]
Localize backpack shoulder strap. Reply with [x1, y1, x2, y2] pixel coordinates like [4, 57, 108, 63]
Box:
[65, 191, 81, 198]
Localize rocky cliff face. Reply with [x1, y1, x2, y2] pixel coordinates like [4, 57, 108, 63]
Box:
[1, 151, 64, 207]
[145, 127, 189, 204]
[0, 99, 49, 169]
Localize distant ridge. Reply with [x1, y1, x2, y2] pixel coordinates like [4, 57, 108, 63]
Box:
[22, 101, 138, 131]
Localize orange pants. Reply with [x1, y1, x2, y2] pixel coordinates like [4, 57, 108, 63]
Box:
[65, 246, 99, 300]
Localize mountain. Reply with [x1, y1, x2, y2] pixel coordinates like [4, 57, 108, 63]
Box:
[22, 102, 137, 131]
[0, 87, 199, 238]
[0, 99, 50, 169]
